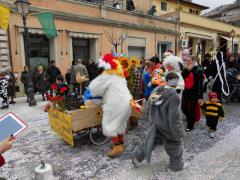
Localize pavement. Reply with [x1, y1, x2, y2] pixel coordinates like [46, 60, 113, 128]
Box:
[0, 96, 240, 180]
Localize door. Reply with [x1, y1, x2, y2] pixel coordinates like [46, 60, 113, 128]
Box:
[128, 46, 145, 59]
[72, 38, 90, 64]
[219, 37, 227, 59]
[28, 33, 49, 70]
[158, 42, 172, 61]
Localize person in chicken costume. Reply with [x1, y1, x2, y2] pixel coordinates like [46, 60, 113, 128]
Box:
[86, 53, 132, 158]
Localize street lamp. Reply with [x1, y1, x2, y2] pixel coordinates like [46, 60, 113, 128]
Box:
[230, 29, 236, 54]
[15, 0, 31, 67]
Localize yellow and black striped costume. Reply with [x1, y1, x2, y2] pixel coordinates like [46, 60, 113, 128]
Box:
[201, 102, 224, 131]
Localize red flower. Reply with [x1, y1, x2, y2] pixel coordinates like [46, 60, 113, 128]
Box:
[58, 96, 64, 101]
[47, 95, 53, 101]
[51, 84, 57, 90]
[60, 86, 68, 93]
[53, 96, 59, 101]
[53, 95, 64, 101]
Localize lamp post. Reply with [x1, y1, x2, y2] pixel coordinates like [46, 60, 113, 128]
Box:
[15, 0, 31, 67]
[230, 29, 236, 54]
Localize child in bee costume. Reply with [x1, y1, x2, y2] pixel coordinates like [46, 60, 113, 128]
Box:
[201, 92, 224, 138]
[132, 72, 185, 172]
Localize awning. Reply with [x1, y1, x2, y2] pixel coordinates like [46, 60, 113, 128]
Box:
[186, 32, 213, 40]
[69, 32, 100, 39]
[18, 27, 59, 35]
[220, 36, 238, 43]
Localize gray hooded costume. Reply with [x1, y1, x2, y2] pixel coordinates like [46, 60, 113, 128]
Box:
[133, 86, 185, 171]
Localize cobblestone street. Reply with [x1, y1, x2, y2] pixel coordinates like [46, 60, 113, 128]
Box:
[0, 96, 240, 180]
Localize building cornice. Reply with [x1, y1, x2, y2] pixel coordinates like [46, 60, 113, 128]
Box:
[2, 1, 180, 36]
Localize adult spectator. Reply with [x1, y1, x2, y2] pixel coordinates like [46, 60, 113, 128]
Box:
[65, 68, 71, 84]
[148, 5, 157, 16]
[86, 59, 98, 81]
[113, 1, 120, 9]
[70, 60, 78, 92]
[126, 0, 135, 11]
[149, 56, 162, 75]
[6, 68, 16, 104]
[226, 54, 240, 72]
[35, 65, 49, 101]
[46, 60, 61, 85]
[74, 59, 89, 95]
[182, 55, 203, 133]
[20, 66, 36, 106]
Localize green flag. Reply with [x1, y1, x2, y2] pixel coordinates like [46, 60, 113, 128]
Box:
[37, 12, 57, 39]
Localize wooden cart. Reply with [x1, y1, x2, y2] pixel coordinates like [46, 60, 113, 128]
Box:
[48, 102, 142, 146]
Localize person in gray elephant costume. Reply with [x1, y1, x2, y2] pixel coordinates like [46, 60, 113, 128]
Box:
[132, 72, 185, 172]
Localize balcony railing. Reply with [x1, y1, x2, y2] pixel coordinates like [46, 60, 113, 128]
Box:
[74, 0, 156, 17]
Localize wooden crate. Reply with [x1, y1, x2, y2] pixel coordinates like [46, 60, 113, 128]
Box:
[48, 103, 142, 146]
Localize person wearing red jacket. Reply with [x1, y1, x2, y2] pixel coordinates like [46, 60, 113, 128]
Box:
[0, 137, 15, 167]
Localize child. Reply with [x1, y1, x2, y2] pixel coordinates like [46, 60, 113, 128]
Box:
[0, 71, 9, 109]
[56, 75, 69, 96]
[201, 92, 224, 138]
[132, 72, 185, 172]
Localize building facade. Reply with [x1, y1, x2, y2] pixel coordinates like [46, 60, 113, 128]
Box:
[205, 0, 240, 27]
[0, 0, 179, 93]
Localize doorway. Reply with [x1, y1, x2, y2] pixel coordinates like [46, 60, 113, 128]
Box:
[72, 38, 90, 64]
[219, 37, 227, 59]
[28, 33, 49, 70]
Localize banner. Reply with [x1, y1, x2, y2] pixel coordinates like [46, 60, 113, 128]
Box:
[0, 3, 10, 30]
[36, 12, 57, 39]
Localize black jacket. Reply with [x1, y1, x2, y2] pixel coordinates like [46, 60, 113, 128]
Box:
[20, 71, 34, 86]
[182, 66, 203, 100]
[86, 63, 98, 80]
[46, 66, 61, 84]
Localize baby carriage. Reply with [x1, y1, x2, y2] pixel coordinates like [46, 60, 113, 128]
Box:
[222, 68, 240, 103]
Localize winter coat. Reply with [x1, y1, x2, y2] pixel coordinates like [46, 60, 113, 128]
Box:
[74, 64, 88, 77]
[86, 63, 98, 81]
[35, 72, 49, 94]
[88, 74, 132, 137]
[70, 65, 76, 84]
[46, 66, 61, 84]
[65, 73, 71, 84]
[142, 86, 185, 162]
[20, 71, 34, 86]
[182, 66, 203, 100]
[6, 72, 16, 97]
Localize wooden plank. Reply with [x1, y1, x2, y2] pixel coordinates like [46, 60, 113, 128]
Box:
[48, 108, 74, 146]
[71, 106, 102, 132]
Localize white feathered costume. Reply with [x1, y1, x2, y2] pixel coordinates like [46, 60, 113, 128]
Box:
[88, 54, 132, 137]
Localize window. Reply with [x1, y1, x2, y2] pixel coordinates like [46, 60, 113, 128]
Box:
[189, 9, 192, 13]
[161, 2, 167, 11]
[196, 10, 199, 15]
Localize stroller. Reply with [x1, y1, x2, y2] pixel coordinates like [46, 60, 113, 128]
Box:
[222, 68, 240, 103]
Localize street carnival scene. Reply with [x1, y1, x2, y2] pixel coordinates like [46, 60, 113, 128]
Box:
[1, 0, 240, 179]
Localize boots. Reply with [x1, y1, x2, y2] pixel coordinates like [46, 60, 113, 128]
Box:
[1, 101, 8, 109]
[107, 144, 125, 158]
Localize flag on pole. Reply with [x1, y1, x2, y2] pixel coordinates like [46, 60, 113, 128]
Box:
[0, 3, 10, 30]
[36, 12, 57, 39]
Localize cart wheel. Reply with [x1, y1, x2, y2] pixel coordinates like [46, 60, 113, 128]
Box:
[89, 127, 110, 146]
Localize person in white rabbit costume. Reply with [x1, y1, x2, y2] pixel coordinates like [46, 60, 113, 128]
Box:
[85, 53, 132, 158]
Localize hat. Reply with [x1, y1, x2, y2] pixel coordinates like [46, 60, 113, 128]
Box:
[208, 92, 218, 100]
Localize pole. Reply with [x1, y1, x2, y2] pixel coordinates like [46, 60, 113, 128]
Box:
[22, 15, 30, 67]
[232, 35, 234, 53]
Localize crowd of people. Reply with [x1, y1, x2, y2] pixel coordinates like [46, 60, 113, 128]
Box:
[0, 49, 240, 172]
